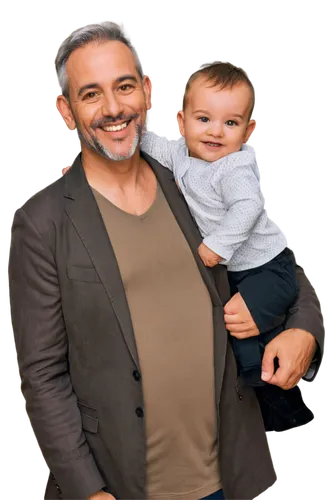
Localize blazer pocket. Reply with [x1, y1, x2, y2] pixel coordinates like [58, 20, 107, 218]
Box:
[77, 401, 99, 433]
[67, 265, 100, 283]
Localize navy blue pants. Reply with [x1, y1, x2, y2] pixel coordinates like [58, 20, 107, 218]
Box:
[228, 248, 298, 386]
[201, 489, 224, 499]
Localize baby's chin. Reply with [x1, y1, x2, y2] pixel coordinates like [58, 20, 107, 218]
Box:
[188, 143, 239, 162]
[188, 142, 242, 163]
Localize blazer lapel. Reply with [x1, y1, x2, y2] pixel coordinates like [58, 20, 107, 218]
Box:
[64, 154, 140, 368]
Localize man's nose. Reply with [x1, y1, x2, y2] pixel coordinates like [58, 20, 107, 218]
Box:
[102, 92, 124, 117]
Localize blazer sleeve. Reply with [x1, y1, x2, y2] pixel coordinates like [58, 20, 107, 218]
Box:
[284, 263, 324, 381]
[9, 208, 106, 499]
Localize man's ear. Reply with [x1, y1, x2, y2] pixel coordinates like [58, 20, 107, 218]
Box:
[243, 119, 256, 143]
[142, 75, 152, 111]
[177, 110, 185, 137]
[56, 95, 76, 130]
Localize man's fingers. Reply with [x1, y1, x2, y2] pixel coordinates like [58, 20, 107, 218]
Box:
[268, 363, 289, 387]
[226, 322, 254, 333]
[224, 313, 242, 324]
[261, 346, 277, 382]
[262, 364, 301, 389]
[225, 312, 258, 338]
[224, 298, 237, 315]
[62, 166, 70, 175]
[225, 313, 258, 328]
[268, 367, 298, 390]
[204, 259, 220, 267]
[263, 351, 299, 389]
[229, 330, 257, 339]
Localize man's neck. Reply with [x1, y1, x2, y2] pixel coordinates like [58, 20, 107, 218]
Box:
[81, 145, 157, 216]
[82, 146, 143, 190]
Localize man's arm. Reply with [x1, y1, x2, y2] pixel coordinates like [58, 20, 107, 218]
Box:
[9, 208, 106, 499]
[141, 130, 177, 171]
[285, 264, 324, 380]
[223, 264, 324, 386]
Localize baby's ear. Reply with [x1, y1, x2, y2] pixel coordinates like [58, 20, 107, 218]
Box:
[244, 119, 256, 143]
[177, 111, 186, 137]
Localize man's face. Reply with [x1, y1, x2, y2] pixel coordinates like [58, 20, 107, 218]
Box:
[177, 78, 255, 162]
[58, 41, 151, 161]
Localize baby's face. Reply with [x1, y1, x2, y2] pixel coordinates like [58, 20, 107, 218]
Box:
[178, 78, 255, 162]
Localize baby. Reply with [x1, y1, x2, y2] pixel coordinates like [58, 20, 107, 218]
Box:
[141, 62, 299, 388]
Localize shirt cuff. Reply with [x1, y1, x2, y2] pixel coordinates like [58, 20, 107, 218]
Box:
[302, 341, 320, 382]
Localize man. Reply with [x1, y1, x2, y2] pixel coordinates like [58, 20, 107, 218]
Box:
[9, 22, 324, 500]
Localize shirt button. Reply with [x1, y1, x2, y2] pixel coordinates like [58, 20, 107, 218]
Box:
[133, 370, 141, 381]
[135, 407, 144, 418]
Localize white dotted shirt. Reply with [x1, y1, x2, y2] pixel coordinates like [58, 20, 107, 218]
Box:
[141, 132, 287, 271]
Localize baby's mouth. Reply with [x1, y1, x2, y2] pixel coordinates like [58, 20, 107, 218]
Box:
[203, 141, 223, 148]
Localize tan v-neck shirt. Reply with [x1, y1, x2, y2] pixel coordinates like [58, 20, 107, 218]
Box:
[93, 184, 221, 500]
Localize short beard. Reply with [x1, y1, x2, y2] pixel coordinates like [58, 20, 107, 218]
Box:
[77, 123, 142, 161]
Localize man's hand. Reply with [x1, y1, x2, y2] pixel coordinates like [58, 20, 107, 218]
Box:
[88, 490, 115, 499]
[59, 163, 71, 175]
[198, 243, 222, 267]
[261, 328, 316, 389]
[224, 292, 260, 338]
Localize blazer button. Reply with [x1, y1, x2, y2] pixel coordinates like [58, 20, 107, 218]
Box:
[133, 370, 141, 381]
[135, 407, 144, 418]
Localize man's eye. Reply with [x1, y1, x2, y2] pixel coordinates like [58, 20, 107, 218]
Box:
[226, 120, 237, 126]
[119, 84, 134, 92]
[199, 117, 209, 123]
[84, 92, 98, 100]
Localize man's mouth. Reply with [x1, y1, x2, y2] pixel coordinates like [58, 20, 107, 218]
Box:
[101, 120, 131, 132]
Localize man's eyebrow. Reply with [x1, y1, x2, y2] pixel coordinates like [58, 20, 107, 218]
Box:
[78, 83, 100, 97]
[77, 75, 138, 97]
[116, 75, 138, 84]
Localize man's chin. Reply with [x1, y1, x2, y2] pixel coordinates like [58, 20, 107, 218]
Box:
[103, 142, 139, 161]
[89, 137, 140, 162]
[77, 124, 141, 162]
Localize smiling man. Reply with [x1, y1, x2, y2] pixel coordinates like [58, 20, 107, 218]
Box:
[9, 22, 324, 500]
[56, 37, 156, 213]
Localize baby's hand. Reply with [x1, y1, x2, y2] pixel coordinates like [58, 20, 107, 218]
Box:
[198, 243, 222, 267]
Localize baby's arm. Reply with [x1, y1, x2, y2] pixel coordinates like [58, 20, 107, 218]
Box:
[141, 131, 178, 172]
[204, 162, 264, 263]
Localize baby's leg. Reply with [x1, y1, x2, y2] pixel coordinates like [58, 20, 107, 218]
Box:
[234, 248, 298, 334]
[228, 248, 298, 386]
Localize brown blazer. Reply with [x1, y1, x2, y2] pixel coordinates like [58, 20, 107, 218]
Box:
[9, 153, 324, 500]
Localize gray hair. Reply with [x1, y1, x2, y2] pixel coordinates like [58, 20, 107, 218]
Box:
[55, 21, 144, 98]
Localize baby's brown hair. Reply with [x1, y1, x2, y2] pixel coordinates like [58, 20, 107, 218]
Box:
[183, 61, 255, 119]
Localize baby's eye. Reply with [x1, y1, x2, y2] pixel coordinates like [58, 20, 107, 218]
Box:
[199, 117, 209, 123]
[226, 120, 237, 126]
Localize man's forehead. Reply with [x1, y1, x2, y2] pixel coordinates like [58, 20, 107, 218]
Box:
[66, 40, 138, 84]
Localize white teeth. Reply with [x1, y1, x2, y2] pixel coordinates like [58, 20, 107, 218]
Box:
[102, 121, 129, 132]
